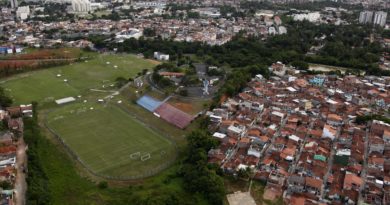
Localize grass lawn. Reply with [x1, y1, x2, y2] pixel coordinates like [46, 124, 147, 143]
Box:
[46, 102, 176, 178]
[32, 117, 208, 205]
[1, 53, 155, 105]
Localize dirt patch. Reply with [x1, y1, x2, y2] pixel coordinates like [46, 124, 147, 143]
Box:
[147, 59, 161, 65]
[263, 189, 277, 201]
[170, 102, 193, 114]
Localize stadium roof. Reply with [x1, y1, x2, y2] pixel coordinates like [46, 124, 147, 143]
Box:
[154, 103, 193, 129]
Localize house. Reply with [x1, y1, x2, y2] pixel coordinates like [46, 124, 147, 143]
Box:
[0, 132, 13, 145]
[309, 75, 326, 86]
[212, 132, 227, 142]
[158, 72, 184, 85]
[268, 62, 286, 77]
[369, 135, 384, 154]
[305, 177, 323, 195]
[383, 129, 390, 144]
[271, 111, 285, 124]
[154, 52, 169, 61]
[247, 144, 262, 158]
[371, 120, 390, 136]
[288, 175, 305, 193]
[280, 147, 295, 161]
[227, 124, 246, 137]
[327, 114, 343, 126]
[343, 172, 363, 191]
[322, 124, 337, 140]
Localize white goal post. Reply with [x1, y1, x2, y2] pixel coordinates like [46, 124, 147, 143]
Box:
[130, 152, 141, 159]
[141, 153, 151, 161]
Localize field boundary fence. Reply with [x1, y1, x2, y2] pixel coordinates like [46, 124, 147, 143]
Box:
[43, 108, 178, 181]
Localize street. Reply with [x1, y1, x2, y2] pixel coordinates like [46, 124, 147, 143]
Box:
[14, 137, 27, 205]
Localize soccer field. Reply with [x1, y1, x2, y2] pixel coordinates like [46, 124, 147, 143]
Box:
[46, 102, 176, 178]
[1, 53, 156, 104]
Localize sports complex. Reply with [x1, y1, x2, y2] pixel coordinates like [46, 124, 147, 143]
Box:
[136, 95, 194, 129]
[0, 49, 202, 180]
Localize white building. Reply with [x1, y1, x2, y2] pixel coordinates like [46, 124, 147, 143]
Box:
[247, 144, 262, 158]
[278, 26, 287, 34]
[359, 11, 374, 24]
[9, 0, 17, 9]
[373, 11, 387, 27]
[133, 1, 166, 9]
[322, 124, 337, 140]
[154, 52, 169, 61]
[16, 6, 30, 20]
[268, 27, 277, 35]
[255, 10, 274, 18]
[193, 8, 221, 18]
[292, 12, 321, 22]
[115, 29, 143, 42]
[90, 2, 106, 10]
[72, 0, 91, 13]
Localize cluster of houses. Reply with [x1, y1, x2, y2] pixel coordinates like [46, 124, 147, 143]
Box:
[0, 4, 288, 48]
[0, 105, 31, 205]
[207, 63, 390, 204]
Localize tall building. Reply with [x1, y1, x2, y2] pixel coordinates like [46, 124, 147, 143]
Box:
[359, 11, 374, 24]
[373, 11, 388, 27]
[71, 0, 91, 13]
[9, 0, 18, 9]
[16, 6, 30, 20]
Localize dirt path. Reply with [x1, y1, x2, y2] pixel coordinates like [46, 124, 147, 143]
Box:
[15, 137, 27, 205]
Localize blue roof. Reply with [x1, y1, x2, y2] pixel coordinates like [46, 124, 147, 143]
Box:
[136, 95, 163, 112]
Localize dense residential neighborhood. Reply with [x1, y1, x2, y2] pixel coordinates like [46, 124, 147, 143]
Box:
[207, 64, 390, 204]
[0, 105, 30, 205]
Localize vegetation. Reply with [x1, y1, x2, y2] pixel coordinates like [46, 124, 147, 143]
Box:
[24, 101, 217, 205]
[115, 77, 129, 88]
[180, 131, 225, 205]
[355, 114, 390, 125]
[25, 114, 51, 204]
[0, 87, 12, 108]
[115, 19, 388, 76]
[46, 102, 176, 178]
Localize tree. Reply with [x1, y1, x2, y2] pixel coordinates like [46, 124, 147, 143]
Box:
[115, 77, 128, 88]
[98, 181, 108, 189]
[291, 61, 309, 70]
[143, 28, 156, 37]
[187, 12, 200, 19]
[181, 131, 224, 205]
[0, 87, 12, 108]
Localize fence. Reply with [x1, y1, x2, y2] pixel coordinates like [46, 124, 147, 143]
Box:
[43, 107, 178, 181]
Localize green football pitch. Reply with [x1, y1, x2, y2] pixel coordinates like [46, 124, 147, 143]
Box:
[46, 102, 176, 178]
[0, 53, 156, 104]
[1, 50, 180, 179]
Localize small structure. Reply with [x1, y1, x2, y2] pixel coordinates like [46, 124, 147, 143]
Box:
[55, 97, 76, 105]
[154, 52, 169, 61]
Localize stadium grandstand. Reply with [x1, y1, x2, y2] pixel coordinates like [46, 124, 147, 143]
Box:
[136, 95, 163, 112]
[136, 95, 193, 129]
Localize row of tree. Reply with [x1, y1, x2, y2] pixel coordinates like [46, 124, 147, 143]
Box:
[24, 102, 52, 205]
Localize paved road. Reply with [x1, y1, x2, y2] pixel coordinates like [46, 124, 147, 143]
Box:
[289, 121, 314, 174]
[358, 127, 370, 203]
[15, 137, 27, 205]
[320, 126, 341, 200]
